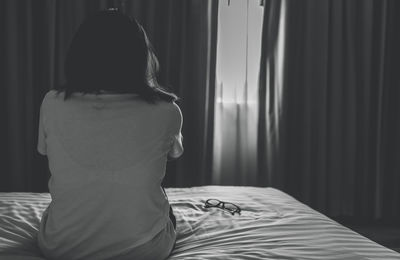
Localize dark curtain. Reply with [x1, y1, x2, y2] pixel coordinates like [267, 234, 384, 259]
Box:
[259, 0, 400, 221]
[0, 0, 217, 192]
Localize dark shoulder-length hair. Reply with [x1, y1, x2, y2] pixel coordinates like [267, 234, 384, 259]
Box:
[57, 9, 177, 103]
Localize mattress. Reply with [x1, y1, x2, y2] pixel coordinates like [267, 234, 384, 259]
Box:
[1, 186, 399, 260]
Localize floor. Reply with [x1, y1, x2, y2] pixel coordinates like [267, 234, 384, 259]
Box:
[335, 219, 400, 253]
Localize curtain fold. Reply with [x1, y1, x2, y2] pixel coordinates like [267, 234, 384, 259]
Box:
[1, 0, 217, 191]
[378, 0, 400, 220]
[259, 0, 400, 221]
[257, 0, 283, 187]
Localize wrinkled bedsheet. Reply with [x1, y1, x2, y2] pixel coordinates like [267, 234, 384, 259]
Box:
[1, 186, 399, 259]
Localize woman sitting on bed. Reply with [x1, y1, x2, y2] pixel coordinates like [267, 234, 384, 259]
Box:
[36, 9, 183, 260]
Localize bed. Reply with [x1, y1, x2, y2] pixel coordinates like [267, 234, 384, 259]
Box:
[1, 186, 399, 260]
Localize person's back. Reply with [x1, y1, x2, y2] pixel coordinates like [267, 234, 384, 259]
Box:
[37, 91, 182, 259]
[36, 9, 183, 260]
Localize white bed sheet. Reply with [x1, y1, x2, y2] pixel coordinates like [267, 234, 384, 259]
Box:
[0, 186, 399, 260]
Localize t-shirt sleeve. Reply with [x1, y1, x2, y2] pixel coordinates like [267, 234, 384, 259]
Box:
[37, 95, 48, 155]
[168, 102, 184, 159]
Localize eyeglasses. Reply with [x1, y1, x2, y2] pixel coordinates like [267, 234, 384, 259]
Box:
[204, 199, 241, 215]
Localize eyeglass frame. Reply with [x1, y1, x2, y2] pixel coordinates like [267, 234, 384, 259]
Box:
[204, 198, 241, 215]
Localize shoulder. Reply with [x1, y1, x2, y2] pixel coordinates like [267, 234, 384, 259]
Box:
[151, 101, 183, 132]
[172, 102, 183, 123]
[156, 101, 182, 120]
[39, 90, 67, 115]
[41, 90, 64, 104]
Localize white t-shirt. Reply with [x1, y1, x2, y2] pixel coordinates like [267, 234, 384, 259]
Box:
[37, 90, 183, 260]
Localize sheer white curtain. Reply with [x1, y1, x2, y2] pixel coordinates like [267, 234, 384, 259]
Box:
[212, 0, 264, 185]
